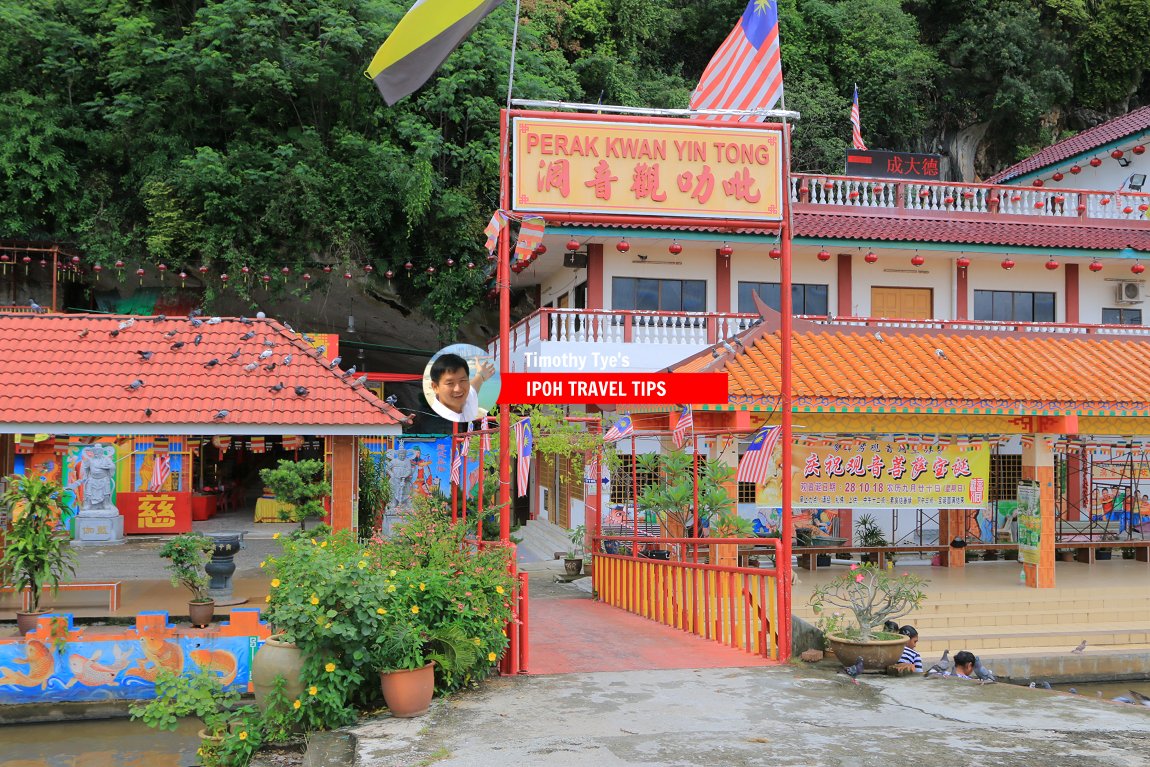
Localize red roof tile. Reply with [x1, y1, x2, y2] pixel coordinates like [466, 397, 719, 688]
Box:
[987, 105, 1150, 183]
[794, 213, 1150, 252]
[0, 314, 407, 433]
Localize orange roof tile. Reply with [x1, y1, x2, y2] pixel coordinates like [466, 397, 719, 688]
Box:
[674, 316, 1150, 415]
[0, 314, 407, 434]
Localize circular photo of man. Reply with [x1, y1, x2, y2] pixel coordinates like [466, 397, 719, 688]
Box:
[423, 344, 500, 423]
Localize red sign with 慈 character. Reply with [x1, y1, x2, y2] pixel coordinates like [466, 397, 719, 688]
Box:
[120, 492, 193, 535]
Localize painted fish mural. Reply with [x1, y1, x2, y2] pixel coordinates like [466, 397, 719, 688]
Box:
[64, 645, 133, 688]
[0, 640, 55, 689]
[123, 636, 184, 682]
[190, 649, 238, 685]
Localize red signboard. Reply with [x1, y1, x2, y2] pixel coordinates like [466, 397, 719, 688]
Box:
[120, 492, 192, 535]
[499, 373, 729, 405]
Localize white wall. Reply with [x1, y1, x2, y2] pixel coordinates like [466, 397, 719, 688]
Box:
[728, 245, 839, 313]
[847, 248, 954, 319]
[539, 266, 587, 308]
[603, 244, 717, 311]
[1027, 154, 1149, 194]
[1081, 273, 1148, 324]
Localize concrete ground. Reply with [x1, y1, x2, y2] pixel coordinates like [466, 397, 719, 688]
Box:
[349, 665, 1150, 767]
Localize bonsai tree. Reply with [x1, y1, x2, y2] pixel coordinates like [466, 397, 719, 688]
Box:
[259, 458, 328, 529]
[158, 532, 214, 603]
[0, 474, 76, 614]
[809, 563, 927, 641]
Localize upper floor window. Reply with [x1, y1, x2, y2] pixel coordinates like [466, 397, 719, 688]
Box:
[613, 277, 706, 312]
[738, 282, 828, 315]
[1102, 308, 1143, 325]
[973, 290, 1055, 322]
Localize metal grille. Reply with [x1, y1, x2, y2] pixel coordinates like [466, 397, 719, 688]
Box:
[609, 454, 658, 506]
[737, 482, 757, 504]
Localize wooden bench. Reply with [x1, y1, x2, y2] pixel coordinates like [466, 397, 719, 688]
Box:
[599, 524, 662, 556]
[1, 581, 122, 612]
[1057, 520, 1123, 538]
[1063, 540, 1150, 565]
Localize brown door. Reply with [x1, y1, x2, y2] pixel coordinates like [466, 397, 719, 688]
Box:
[871, 287, 933, 319]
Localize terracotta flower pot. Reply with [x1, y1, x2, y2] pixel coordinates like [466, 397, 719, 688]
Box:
[252, 635, 306, 708]
[379, 662, 435, 718]
[188, 600, 215, 628]
[825, 633, 908, 671]
[15, 610, 49, 636]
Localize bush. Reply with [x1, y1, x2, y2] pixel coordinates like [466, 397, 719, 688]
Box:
[810, 563, 927, 641]
[158, 532, 214, 602]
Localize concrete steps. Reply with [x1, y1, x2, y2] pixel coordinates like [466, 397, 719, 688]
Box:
[516, 518, 574, 563]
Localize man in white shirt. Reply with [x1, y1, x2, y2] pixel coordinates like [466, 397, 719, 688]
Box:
[428, 353, 494, 423]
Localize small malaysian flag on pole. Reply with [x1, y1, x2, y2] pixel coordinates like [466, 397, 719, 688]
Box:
[514, 417, 533, 498]
[149, 452, 171, 492]
[450, 440, 462, 486]
[850, 84, 867, 150]
[602, 414, 633, 443]
[736, 425, 783, 484]
[672, 405, 694, 449]
[690, 0, 784, 122]
[480, 416, 492, 453]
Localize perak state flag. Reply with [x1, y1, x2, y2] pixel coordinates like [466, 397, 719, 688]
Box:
[690, 0, 784, 121]
[736, 425, 783, 484]
[366, 0, 505, 105]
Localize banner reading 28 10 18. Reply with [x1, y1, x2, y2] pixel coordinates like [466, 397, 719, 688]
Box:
[756, 439, 991, 509]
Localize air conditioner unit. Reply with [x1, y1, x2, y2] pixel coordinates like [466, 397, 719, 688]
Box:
[1116, 281, 1145, 304]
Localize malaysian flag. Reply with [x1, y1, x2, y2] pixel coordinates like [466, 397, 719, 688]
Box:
[450, 441, 462, 486]
[479, 416, 492, 453]
[149, 451, 171, 492]
[514, 417, 533, 498]
[736, 425, 783, 484]
[602, 414, 633, 443]
[690, 0, 784, 121]
[672, 405, 694, 449]
[850, 84, 867, 150]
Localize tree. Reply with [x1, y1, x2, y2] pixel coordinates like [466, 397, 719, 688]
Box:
[259, 459, 329, 529]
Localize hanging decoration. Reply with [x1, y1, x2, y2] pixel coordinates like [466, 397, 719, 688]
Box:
[0, 253, 8, 275]
[301, 273, 312, 288]
[669, 241, 682, 255]
[1089, 260, 1103, 272]
[719, 242, 733, 257]
[483, 210, 508, 255]
[864, 251, 878, 264]
[261, 274, 271, 290]
[1001, 258, 1015, 270]
[219, 273, 229, 287]
[22, 255, 31, 274]
[211, 435, 232, 459]
[616, 239, 630, 253]
[1133, 263, 1146, 275]
[513, 217, 546, 262]
[566, 239, 580, 252]
[956, 255, 971, 268]
[816, 249, 831, 262]
[911, 253, 925, 267]
[136, 267, 146, 285]
[1089, 157, 1102, 167]
[1045, 258, 1059, 270]
[179, 271, 188, 288]
[157, 264, 168, 282]
[768, 246, 781, 260]
[281, 266, 291, 282]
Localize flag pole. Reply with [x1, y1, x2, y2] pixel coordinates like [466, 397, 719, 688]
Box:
[498, 108, 512, 544]
[777, 91, 795, 661]
[505, 0, 522, 108]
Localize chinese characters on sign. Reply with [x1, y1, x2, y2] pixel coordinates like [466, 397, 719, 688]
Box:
[844, 150, 943, 181]
[120, 492, 192, 534]
[513, 117, 783, 221]
[756, 439, 991, 510]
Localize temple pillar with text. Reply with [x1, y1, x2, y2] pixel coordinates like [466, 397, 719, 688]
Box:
[1022, 435, 1057, 589]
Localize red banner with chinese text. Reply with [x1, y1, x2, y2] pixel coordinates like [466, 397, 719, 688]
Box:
[120, 492, 193, 535]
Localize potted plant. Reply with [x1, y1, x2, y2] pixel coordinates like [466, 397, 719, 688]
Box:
[259, 458, 329, 529]
[565, 525, 585, 576]
[810, 562, 927, 670]
[854, 514, 887, 563]
[0, 474, 76, 634]
[159, 532, 216, 627]
[370, 615, 479, 718]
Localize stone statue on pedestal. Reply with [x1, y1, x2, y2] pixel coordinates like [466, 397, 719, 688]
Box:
[72, 444, 124, 545]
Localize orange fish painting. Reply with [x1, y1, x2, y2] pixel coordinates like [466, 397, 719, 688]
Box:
[189, 649, 238, 686]
[123, 636, 183, 682]
[0, 640, 56, 689]
[64, 645, 133, 688]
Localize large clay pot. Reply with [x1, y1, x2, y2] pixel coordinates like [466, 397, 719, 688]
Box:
[188, 600, 216, 628]
[825, 633, 908, 672]
[15, 610, 48, 636]
[564, 558, 583, 576]
[251, 635, 306, 708]
[379, 662, 435, 717]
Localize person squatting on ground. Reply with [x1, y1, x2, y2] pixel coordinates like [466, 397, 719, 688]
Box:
[945, 651, 977, 679]
[895, 625, 922, 672]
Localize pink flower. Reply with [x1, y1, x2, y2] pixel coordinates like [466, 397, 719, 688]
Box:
[855, 574, 865, 583]
[849, 563, 859, 571]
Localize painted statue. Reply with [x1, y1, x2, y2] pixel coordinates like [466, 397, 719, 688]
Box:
[77, 444, 117, 512]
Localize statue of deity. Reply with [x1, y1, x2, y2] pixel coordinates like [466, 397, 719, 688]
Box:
[78, 445, 117, 513]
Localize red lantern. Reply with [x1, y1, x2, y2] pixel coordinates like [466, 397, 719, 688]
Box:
[816, 249, 831, 262]
[1011, 194, 1022, 202]
[385, 270, 395, 280]
[404, 261, 414, 272]
[1140, 205, 1149, 213]
[962, 190, 975, 200]
[157, 264, 167, 282]
[823, 180, 834, 190]
[322, 265, 332, 273]
[199, 265, 209, 275]
[1124, 206, 1135, 214]
[1077, 203, 1087, 214]
[1090, 157, 1103, 167]
[364, 264, 374, 274]
[466, 262, 476, 269]
[446, 258, 455, 267]
[1053, 195, 1065, 205]
[1052, 172, 1064, 182]
[669, 242, 683, 255]
[534, 244, 547, 256]
[911, 254, 925, 267]
[487, 254, 496, 261]
[566, 239, 580, 251]
[1112, 149, 1125, 160]
[1101, 197, 1111, 205]
[1070, 165, 1081, 174]
[343, 271, 353, 281]
[426, 266, 437, 275]
[1045, 258, 1059, 270]
[1032, 179, 1044, 187]
[220, 273, 229, 284]
[864, 251, 878, 264]
[919, 189, 930, 199]
[956, 255, 971, 268]
[848, 191, 859, 200]
[40, 259, 47, 269]
[1034, 201, 1045, 209]
[1134, 145, 1146, 155]
[281, 266, 291, 280]
[261, 274, 271, 289]
[71, 255, 80, 265]
[1089, 260, 1103, 272]
[1134, 263, 1146, 275]
[136, 267, 146, 285]
[719, 243, 733, 257]
[179, 271, 188, 287]
[769, 247, 782, 260]
[616, 240, 630, 253]
[93, 263, 103, 275]
[943, 196, 954, 205]
[1001, 258, 1015, 270]
[301, 273, 312, 284]
[241, 265, 251, 275]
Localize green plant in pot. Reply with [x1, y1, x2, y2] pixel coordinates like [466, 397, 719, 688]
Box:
[370, 612, 481, 718]
[810, 562, 927, 671]
[159, 532, 215, 628]
[854, 513, 887, 563]
[259, 459, 329, 530]
[565, 524, 585, 576]
[0, 474, 76, 635]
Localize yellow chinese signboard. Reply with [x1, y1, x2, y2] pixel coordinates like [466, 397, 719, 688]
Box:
[755, 438, 991, 509]
[512, 117, 783, 221]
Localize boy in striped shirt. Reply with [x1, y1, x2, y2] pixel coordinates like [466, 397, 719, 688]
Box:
[895, 625, 922, 672]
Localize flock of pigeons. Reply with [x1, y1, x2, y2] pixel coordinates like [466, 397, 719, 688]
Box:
[65, 306, 372, 420]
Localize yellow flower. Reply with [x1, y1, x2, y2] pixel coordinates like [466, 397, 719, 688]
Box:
[264, 596, 271, 603]
[270, 579, 281, 588]
[495, 586, 505, 594]
[501, 629, 507, 636]
[488, 652, 497, 662]
[293, 699, 301, 710]
[324, 622, 332, 629]
[325, 662, 336, 673]
[472, 638, 482, 646]
[308, 686, 318, 696]
[411, 605, 420, 614]
[310, 595, 319, 605]
[311, 538, 317, 545]
[320, 541, 328, 548]
[419, 582, 426, 591]
[238, 732, 248, 741]
[337, 564, 344, 570]
[259, 561, 266, 568]
[272, 532, 281, 539]
[376, 607, 387, 615]
[387, 584, 396, 593]
[389, 570, 397, 577]
[358, 560, 367, 569]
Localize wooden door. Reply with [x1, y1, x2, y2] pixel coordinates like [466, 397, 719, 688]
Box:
[871, 287, 933, 319]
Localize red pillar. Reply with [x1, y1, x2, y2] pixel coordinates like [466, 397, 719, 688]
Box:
[837, 253, 852, 316]
[716, 248, 732, 313]
[956, 260, 969, 320]
[587, 243, 604, 310]
[1065, 263, 1080, 323]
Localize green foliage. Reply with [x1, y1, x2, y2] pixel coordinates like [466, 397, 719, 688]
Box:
[636, 451, 733, 536]
[158, 532, 214, 603]
[259, 459, 328, 529]
[853, 514, 887, 547]
[358, 448, 390, 537]
[0, 474, 76, 612]
[568, 524, 586, 559]
[809, 563, 927, 641]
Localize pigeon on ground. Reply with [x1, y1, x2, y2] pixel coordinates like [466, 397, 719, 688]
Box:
[843, 656, 864, 684]
[137, 351, 154, 361]
[328, 356, 342, 369]
[203, 358, 220, 369]
[240, 330, 256, 341]
[973, 657, 996, 684]
[243, 362, 259, 372]
[212, 409, 229, 420]
[1068, 688, 1078, 695]
[165, 329, 179, 338]
[193, 334, 203, 345]
[229, 348, 242, 360]
[1071, 640, 1087, 654]
[258, 349, 273, 361]
[925, 649, 951, 677]
[1040, 681, 1052, 690]
[125, 379, 144, 391]
[294, 386, 309, 397]
[1029, 682, 1037, 689]
[269, 382, 284, 393]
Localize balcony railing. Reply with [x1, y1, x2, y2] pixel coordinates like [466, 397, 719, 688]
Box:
[790, 174, 1150, 224]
